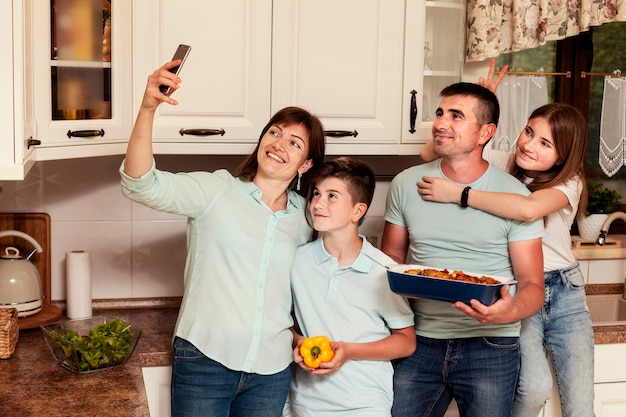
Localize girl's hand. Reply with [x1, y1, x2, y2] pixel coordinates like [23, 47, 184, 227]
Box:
[417, 176, 463, 204]
[477, 58, 508, 94]
[141, 60, 183, 110]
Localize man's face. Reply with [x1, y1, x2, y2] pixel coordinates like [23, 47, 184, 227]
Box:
[431, 95, 486, 159]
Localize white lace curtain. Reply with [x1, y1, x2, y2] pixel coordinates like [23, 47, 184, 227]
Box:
[489, 75, 549, 152]
[599, 76, 626, 177]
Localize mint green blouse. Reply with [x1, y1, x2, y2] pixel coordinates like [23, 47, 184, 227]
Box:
[120, 161, 312, 374]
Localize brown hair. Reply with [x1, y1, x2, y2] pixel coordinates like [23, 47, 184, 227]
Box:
[510, 103, 588, 220]
[304, 157, 376, 227]
[237, 106, 326, 196]
[440, 82, 500, 127]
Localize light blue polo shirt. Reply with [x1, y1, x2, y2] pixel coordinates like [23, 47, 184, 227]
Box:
[290, 237, 414, 416]
[120, 160, 312, 374]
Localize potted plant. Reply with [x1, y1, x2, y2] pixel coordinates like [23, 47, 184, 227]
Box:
[577, 180, 623, 240]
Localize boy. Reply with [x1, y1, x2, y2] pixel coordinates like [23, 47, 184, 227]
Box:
[289, 157, 416, 417]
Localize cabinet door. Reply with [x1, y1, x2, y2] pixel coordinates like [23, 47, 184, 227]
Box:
[272, 0, 405, 155]
[402, 0, 465, 144]
[31, 0, 133, 160]
[0, 0, 36, 180]
[595, 382, 626, 416]
[133, 0, 272, 154]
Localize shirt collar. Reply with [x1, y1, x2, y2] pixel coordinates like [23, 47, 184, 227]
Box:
[311, 236, 377, 273]
[238, 178, 303, 211]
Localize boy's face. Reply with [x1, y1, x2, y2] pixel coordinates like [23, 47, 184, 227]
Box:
[310, 177, 365, 233]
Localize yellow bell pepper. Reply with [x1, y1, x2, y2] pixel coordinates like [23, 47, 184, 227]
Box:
[300, 335, 335, 368]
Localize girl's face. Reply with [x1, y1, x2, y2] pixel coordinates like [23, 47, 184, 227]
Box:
[310, 177, 363, 233]
[515, 116, 560, 177]
[257, 122, 312, 182]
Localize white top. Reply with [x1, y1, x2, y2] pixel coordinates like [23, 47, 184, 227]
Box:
[290, 237, 414, 416]
[482, 146, 581, 271]
[537, 177, 582, 271]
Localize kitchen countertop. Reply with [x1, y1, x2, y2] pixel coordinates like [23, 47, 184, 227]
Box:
[0, 306, 179, 417]
[1, 288, 625, 416]
[571, 234, 626, 259]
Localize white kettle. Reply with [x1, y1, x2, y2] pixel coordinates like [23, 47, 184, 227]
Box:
[0, 230, 45, 317]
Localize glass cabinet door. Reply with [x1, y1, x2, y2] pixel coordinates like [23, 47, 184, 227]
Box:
[402, 0, 465, 144]
[51, 0, 111, 121]
[32, 0, 131, 154]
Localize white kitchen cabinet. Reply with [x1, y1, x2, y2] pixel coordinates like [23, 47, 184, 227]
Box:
[29, 0, 133, 161]
[594, 343, 626, 416]
[142, 365, 172, 417]
[132, 0, 272, 155]
[272, 0, 406, 155]
[0, 0, 36, 180]
[401, 0, 465, 145]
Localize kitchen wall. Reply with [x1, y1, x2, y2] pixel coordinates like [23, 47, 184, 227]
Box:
[0, 155, 392, 302]
[1, 155, 623, 303]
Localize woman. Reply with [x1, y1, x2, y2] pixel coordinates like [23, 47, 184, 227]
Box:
[120, 60, 326, 417]
[417, 103, 594, 417]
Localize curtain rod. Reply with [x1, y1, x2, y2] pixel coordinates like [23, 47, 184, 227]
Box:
[580, 71, 625, 78]
[505, 70, 571, 78]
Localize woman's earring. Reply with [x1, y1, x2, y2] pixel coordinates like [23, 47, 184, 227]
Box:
[297, 173, 302, 191]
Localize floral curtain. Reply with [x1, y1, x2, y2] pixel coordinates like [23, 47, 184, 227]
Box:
[466, 0, 626, 62]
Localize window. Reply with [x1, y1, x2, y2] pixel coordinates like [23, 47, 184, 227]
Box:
[495, 22, 626, 183]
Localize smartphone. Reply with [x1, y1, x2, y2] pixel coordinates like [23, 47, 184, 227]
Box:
[159, 44, 191, 94]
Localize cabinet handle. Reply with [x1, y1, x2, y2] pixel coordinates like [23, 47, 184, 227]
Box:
[66, 129, 105, 138]
[409, 89, 417, 134]
[179, 128, 226, 137]
[27, 138, 41, 149]
[324, 130, 359, 138]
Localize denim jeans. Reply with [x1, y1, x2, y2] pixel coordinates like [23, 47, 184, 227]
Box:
[171, 337, 291, 417]
[512, 264, 595, 417]
[392, 334, 520, 417]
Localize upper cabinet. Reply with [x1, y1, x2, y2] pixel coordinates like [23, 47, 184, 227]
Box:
[402, 0, 465, 145]
[272, 0, 406, 155]
[132, 0, 273, 155]
[2, 0, 466, 179]
[29, 0, 133, 161]
[0, 0, 36, 180]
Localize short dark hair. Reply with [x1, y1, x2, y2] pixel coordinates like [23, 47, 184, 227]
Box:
[440, 82, 500, 127]
[237, 106, 326, 195]
[305, 157, 376, 226]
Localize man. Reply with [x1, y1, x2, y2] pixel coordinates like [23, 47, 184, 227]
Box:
[382, 83, 545, 417]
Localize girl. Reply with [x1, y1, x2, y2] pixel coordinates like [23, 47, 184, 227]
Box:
[417, 103, 594, 417]
[121, 60, 326, 417]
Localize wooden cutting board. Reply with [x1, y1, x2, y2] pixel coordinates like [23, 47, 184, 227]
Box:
[0, 213, 61, 329]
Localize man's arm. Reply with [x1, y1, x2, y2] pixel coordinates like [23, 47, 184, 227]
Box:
[381, 221, 409, 264]
[453, 237, 544, 324]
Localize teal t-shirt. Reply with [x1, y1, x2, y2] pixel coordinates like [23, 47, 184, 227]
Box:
[384, 160, 544, 338]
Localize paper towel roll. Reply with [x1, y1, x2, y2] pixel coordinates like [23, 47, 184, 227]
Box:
[66, 250, 92, 319]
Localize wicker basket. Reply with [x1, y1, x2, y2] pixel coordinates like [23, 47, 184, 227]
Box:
[0, 308, 19, 359]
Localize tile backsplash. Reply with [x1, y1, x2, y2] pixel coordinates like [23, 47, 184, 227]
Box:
[0, 155, 389, 301]
[1, 155, 621, 302]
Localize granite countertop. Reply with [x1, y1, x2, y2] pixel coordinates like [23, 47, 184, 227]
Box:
[1, 289, 625, 416]
[0, 306, 179, 417]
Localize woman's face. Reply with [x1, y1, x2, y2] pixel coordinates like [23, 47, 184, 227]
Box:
[257, 122, 313, 183]
[515, 116, 560, 177]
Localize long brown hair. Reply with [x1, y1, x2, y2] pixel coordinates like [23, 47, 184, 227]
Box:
[510, 103, 588, 220]
[237, 106, 326, 196]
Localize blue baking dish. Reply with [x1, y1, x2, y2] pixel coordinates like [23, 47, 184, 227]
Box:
[387, 264, 516, 306]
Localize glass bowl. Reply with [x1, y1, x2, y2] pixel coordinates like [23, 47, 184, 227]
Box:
[41, 315, 141, 373]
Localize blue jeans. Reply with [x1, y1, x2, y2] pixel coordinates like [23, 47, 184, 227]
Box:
[171, 337, 291, 417]
[392, 335, 520, 417]
[512, 264, 595, 417]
